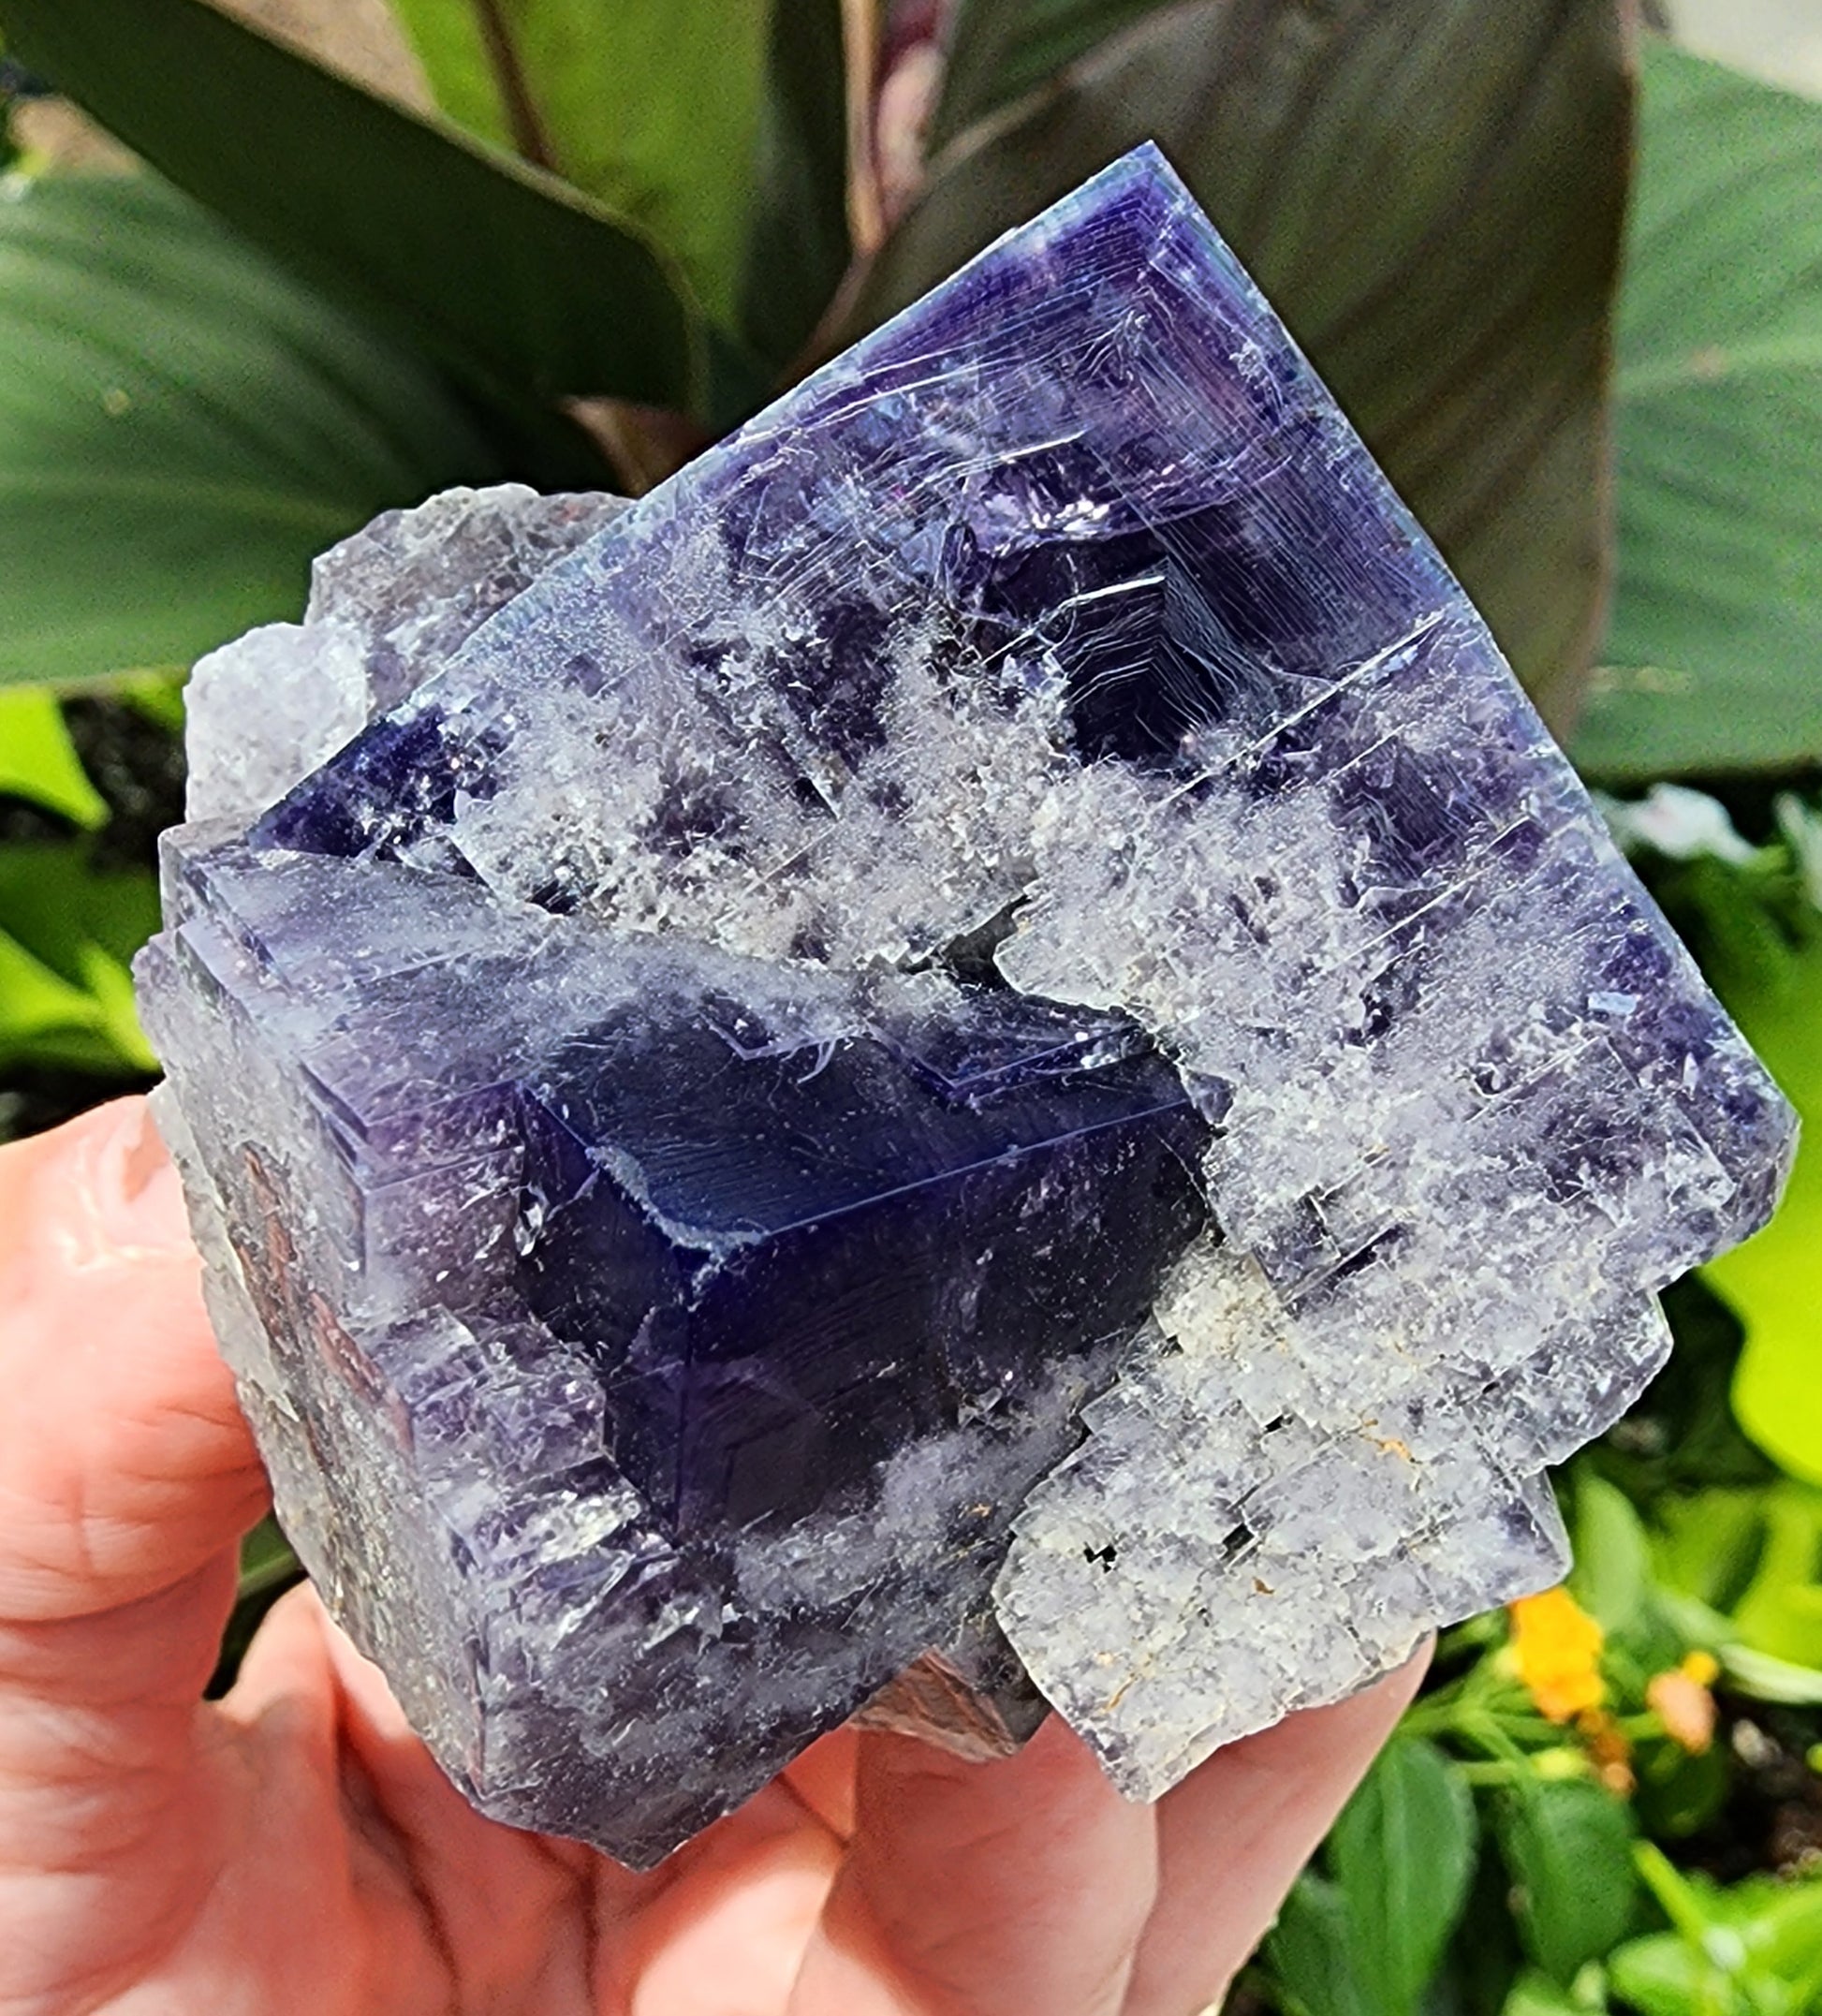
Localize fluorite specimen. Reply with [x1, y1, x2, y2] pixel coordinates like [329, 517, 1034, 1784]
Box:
[140, 148, 1796, 1866]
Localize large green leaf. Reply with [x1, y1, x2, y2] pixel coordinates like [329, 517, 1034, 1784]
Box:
[386, 0, 771, 329]
[0, 690, 107, 825]
[0, 841, 159, 1071]
[1330, 1738, 1478, 2016]
[1568, 1470, 1653, 1643]
[1704, 936, 1822, 1484]
[1268, 1873, 1373, 2016]
[931, 0, 1181, 149]
[1575, 47, 1822, 780]
[0, 928, 128, 1069]
[1653, 1486, 1822, 1701]
[842, 0, 1633, 731]
[737, 0, 851, 371]
[1726, 1482, 1822, 1669]
[0, 0, 716, 417]
[1494, 1779, 1638, 1987]
[0, 173, 502, 687]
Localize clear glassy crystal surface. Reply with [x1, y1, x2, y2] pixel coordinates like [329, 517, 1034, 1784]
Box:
[139, 149, 1796, 1865]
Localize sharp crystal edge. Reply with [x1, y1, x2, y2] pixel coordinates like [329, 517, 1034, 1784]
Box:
[139, 147, 1798, 1866]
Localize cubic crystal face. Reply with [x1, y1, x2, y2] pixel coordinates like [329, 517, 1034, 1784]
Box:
[517, 990, 1208, 1533]
[139, 148, 1796, 1866]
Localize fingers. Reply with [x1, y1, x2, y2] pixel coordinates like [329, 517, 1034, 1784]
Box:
[787, 1714, 1157, 2016]
[0, 1099, 272, 2007]
[622, 1774, 844, 2016]
[231, 1588, 843, 2015]
[615, 1725, 852, 2012]
[0, 1097, 266, 1633]
[218, 1582, 612, 2012]
[1121, 1646, 1433, 2016]
[300, 1587, 647, 2000]
[780, 1725, 860, 1843]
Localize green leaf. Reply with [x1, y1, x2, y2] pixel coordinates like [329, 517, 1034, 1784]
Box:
[1652, 1488, 1822, 1699]
[1500, 1968, 1595, 2016]
[1330, 1737, 1479, 2016]
[238, 1516, 301, 1602]
[0, 0, 717, 418]
[1576, 47, 1822, 781]
[737, 0, 851, 370]
[0, 925, 109, 1053]
[1447, 1847, 1531, 2016]
[0, 846, 160, 979]
[0, 840, 159, 1071]
[1653, 1489, 1774, 1619]
[931, 0, 1181, 149]
[387, 0, 771, 329]
[1736, 1870, 1822, 1984]
[1726, 1482, 1822, 1670]
[0, 689, 106, 825]
[1268, 1872, 1373, 2016]
[1715, 1644, 1822, 1707]
[1570, 1471, 1653, 1643]
[1495, 1780, 1638, 1987]
[213, 1515, 305, 1698]
[0, 172, 501, 687]
[840, 0, 1632, 729]
[1610, 1859, 1822, 2016]
[0, 935, 153, 1071]
[1605, 1935, 1717, 2016]
[119, 673, 187, 738]
[1631, 1738, 1729, 1849]
[75, 940, 155, 1070]
[1703, 937, 1822, 1484]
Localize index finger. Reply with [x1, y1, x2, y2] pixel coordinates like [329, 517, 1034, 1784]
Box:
[1122, 1647, 1432, 2015]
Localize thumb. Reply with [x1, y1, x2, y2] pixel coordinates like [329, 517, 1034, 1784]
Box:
[788, 1714, 1159, 2016]
[0, 1098, 268, 2009]
[0, 1096, 266, 1634]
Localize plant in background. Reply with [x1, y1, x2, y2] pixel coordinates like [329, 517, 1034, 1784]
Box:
[0, 684, 166, 1127]
[0, 2, 1819, 2009]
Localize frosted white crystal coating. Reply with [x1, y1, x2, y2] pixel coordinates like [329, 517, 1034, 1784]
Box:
[185, 485, 624, 822]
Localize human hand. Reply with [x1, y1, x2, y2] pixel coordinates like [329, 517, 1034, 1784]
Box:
[0, 1097, 1426, 2016]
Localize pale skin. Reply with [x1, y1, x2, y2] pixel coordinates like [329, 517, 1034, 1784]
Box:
[0, 1097, 1427, 2016]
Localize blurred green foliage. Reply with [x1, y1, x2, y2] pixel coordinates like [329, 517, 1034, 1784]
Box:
[0, 173, 506, 689]
[0, 688, 163, 1085]
[1575, 50, 1822, 781]
[1, 3, 1819, 2005]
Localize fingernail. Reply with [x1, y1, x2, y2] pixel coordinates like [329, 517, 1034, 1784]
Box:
[81, 1097, 196, 1260]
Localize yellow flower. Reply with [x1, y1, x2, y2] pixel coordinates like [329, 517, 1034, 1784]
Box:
[1647, 1654, 1719, 1755]
[1508, 1586, 1606, 1722]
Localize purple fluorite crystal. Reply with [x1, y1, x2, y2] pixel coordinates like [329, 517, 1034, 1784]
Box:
[140, 149, 1795, 1865]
